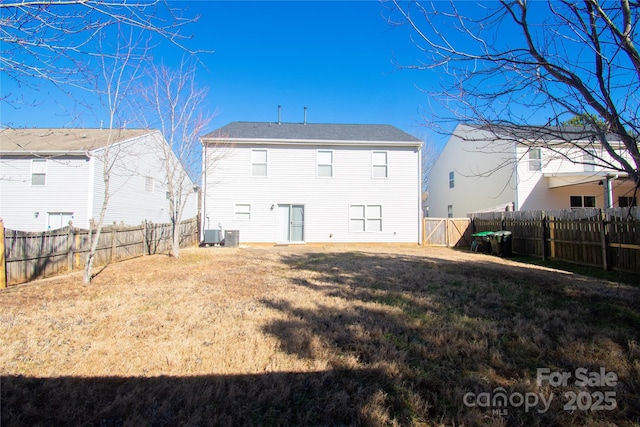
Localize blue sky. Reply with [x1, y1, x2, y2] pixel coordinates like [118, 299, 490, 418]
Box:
[1, 1, 448, 146]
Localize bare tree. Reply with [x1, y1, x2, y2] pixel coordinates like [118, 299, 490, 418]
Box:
[0, 0, 198, 101]
[135, 58, 213, 258]
[386, 0, 639, 189]
[421, 139, 440, 192]
[83, 28, 146, 284]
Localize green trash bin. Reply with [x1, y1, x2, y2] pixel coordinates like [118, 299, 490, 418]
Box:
[489, 230, 512, 257]
[471, 231, 493, 253]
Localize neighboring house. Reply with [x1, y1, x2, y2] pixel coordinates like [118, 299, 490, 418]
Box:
[200, 122, 423, 244]
[427, 124, 637, 217]
[0, 128, 198, 231]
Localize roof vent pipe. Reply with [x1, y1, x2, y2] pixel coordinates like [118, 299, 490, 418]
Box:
[277, 105, 281, 125]
[303, 106, 307, 125]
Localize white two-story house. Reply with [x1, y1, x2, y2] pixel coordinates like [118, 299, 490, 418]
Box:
[427, 124, 637, 217]
[201, 122, 423, 244]
[0, 128, 198, 231]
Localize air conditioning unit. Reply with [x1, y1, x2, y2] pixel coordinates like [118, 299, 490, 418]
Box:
[203, 229, 221, 245]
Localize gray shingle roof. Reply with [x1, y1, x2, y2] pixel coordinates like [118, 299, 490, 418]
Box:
[202, 122, 422, 144]
[462, 123, 624, 143]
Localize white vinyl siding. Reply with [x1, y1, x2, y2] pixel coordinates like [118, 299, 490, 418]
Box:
[31, 159, 47, 186]
[203, 144, 420, 243]
[251, 149, 268, 177]
[349, 204, 382, 232]
[317, 150, 333, 178]
[0, 132, 197, 231]
[372, 151, 388, 178]
[234, 203, 251, 220]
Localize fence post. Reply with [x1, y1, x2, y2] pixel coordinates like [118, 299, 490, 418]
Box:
[541, 211, 547, 261]
[111, 222, 118, 263]
[600, 209, 609, 271]
[0, 219, 6, 289]
[549, 215, 556, 259]
[143, 220, 148, 255]
[67, 221, 75, 271]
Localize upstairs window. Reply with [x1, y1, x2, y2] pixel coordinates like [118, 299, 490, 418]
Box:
[317, 150, 333, 178]
[145, 176, 154, 192]
[372, 151, 388, 178]
[251, 149, 268, 177]
[528, 148, 542, 172]
[447, 205, 453, 218]
[31, 159, 46, 186]
[583, 149, 596, 172]
[449, 171, 455, 188]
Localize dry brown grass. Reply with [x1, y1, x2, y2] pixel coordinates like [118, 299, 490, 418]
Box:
[1, 244, 639, 426]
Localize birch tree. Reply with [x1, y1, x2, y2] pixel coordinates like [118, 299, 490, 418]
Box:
[135, 59, 212, 258]
[83, 28, 145, 284]
[386, 0, 640, 190]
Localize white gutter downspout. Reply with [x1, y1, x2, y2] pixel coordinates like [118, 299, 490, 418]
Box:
[201, 142, 207, 240]
[86, 152, 95, 228]
[603, 173, 619, 209]
[418, 145, 423, 245]
[513, 142, 519, 210]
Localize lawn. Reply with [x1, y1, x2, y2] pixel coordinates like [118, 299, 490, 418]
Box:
[1, 244, 638, 426]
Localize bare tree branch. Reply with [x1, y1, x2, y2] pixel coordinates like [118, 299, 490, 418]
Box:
[0, 0, 203, 103]
[132, 57, 215, 257]
[386, 0, 640, 187]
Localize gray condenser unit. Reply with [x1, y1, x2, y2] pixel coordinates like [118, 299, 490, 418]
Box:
[224, 230, 239, 247]
[203, 229, 221, 245]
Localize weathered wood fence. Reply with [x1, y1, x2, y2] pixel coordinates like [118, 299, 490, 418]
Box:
[423, 218, 472, 247]
[0, 217, 199, 286]
[424, 208, 640, 274]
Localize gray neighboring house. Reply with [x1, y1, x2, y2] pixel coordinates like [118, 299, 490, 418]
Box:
[201, 121, 423, 244]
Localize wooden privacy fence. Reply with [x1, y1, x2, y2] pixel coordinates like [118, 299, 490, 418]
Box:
[470, 208, 640, 274]
[0, 217, 199, 286]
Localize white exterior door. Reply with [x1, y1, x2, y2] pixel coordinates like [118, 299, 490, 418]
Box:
[277, 204, 304, 243]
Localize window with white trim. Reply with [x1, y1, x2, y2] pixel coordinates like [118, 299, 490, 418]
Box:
[47, 212, 74, 230]
[449, 171, 455, 188]
[31, 159, 46, 186]
[528, 148, 542, 171]
[251, 149, 267, 177]
[619, 196, 637, 207]
[583, 149, 596, 172]
[447, 205, 453, 218]
[372, 151, 388, 178]
[349, 204, 382, 232]
[234, 204, 251, 220]
[570, 195, 596, 208]
[145, 176, 154, 192]
[317, 150, 333, 177]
